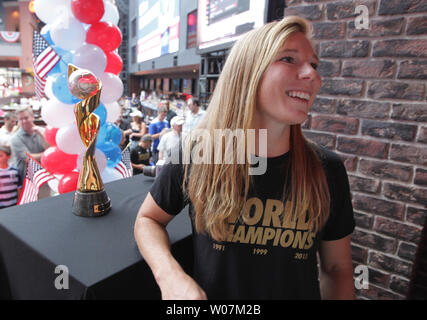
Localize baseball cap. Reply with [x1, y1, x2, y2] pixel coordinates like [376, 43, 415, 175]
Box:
[130, 110, 143, 118]
[171, 116, 184, 126]
[142, 134, 153, 142]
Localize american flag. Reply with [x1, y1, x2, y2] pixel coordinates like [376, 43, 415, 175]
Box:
[114, 148, 133, 178]
[32, 30, 60, 99]
[17, 157, 55, 205]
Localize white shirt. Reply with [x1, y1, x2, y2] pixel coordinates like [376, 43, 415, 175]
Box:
[157, 130, 181, 159]
[182, 109, 206, 134]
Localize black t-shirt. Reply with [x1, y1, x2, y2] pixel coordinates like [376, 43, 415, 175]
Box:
[130, 145, 152, 175]
[149, 147, 355, 299]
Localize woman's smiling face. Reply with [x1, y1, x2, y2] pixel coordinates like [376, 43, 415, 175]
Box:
[255, 32, 321, 128]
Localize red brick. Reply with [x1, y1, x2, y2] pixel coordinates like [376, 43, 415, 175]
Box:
[357, 284, 404, 300]
[343, 60, 395, 79]
[374, 216, 422, 244]
[319, 79, 364, 96]
[407, 16, 427, 35]
[392, 103, 427, 122]
[351, 244, 368, 264]
[310, 97, 337, 114]
[337, 99, 390, 120]
[337, 137, 389, 159]
[361, 120, 417, 142]
[414, 168, 427, 187]
[339, 154, 358, 172]
[352, 229, 396, 253]
[284, 4, 322, 20]
[378, 0, 427, 15]
[390, 276, 410, 296]
[418, 126, 427, 144]
[320, 40, 369, 58]
[312, 22, 346, 39]
[398, 60, 427, 80]
[348, 17, 404, 38]
[349, 175, 380, 194]
[353, 194, 405, 220]
[311, 115, 359, 135]
[326, 0, 376, 20]
[358, 159, 412, 183]
[373, 39, 427, 58]
[397, 242, 418, 261]
[317, 60, 340, 77]
[390, 144, 427, 166]
[406, 206, 427, 227]
[368, 251, 413, 278]
[354, 210, 374, 229]
[383, 182, 427, 207]
[368, 81, 425, 101]
[303, 131, 336, 149]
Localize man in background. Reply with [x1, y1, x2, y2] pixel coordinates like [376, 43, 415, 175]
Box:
[0, 112, 18, 147]
[183, 98, 205, 135]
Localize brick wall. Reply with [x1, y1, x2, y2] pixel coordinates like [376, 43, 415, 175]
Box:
[285, 0, 427, 299]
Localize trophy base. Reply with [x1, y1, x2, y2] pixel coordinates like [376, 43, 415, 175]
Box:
[72, 190, 111, 217]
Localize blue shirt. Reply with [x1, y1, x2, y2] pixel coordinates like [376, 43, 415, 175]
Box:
[148, 119, 170, 152]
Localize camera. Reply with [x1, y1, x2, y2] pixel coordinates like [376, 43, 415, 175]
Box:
[142, 159, 165, 177]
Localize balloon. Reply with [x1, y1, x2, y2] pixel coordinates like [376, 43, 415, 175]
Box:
[105, 51, 123, 75]
[101, 1, 119, 25]
[71, 0, 105, 25]
[94, 103, 107, 126]
[40, 25, 54, 45]
[41, 147, 78, 175]
[98, 123, 122, 145]
[49, 46, 74, 76]
[51, 73, 81, 105]
[73, 44, 107, 77]
[86, 22, 122, 53]
[47, 176, 61, 194]
[97, 142, 121, 167]
[34, 0, 71, 25]
[44, 76, 56, 100]
[50, 14, 86, 51]
[41, 98, 76, 127]
[45, 126, 59, 147]
[58, 171, 80, 194]
[99, 72, 123, 104]
[77, 149, 107, 173]
[105, 101, 121, 123]
[101, 166, 123, 183]
[56, 124, 85, 154]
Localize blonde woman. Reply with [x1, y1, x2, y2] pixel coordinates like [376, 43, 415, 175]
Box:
[134, 16, 355, 300]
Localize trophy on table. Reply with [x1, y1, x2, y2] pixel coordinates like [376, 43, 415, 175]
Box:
[67, 64, 111, 217]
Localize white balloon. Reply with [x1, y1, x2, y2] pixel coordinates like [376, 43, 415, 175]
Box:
[101, 166, 123, 183]
[77, 149, 107, 173]
[50, 14, 86, 51]
[47, 175, 62, 195]
[34, 0, 71, 25]
[101, 1, 120, 25]
[105, 101, 121, 123]
[41, 98, 75, 128]
[56, 124, 85, 155]
[100, 73, 124, 104]
[73, 44, 107, 78]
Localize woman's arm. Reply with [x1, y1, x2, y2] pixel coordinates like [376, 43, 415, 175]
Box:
[134, 192, 207, 300]
[318, 235, 355, 300]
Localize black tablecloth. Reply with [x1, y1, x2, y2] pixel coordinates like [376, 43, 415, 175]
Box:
[0, 174, 193, 300]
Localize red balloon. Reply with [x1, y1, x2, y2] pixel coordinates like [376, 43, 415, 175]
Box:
[58, 171, 80, 194]
[71, 0, 105, 25]
[105, 51, 123, 75]
[44, 126, 59, 147]
[86, 22, 122, 53]
[41, 147, 78, 175]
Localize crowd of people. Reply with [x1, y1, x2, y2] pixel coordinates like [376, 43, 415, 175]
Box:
[0, 94, 206, 210]
[117, 94, 206, 175]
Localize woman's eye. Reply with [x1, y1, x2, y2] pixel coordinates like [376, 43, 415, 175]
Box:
[311, 63, 318, 70]
[281, 56, 294, 63]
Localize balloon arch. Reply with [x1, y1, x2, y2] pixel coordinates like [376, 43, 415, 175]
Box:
[34, 0, 125, 194]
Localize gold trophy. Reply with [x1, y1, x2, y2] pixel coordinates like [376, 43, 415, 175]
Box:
[67, 64, 111, 217]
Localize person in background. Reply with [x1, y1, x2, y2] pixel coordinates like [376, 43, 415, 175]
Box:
[129, 110, 147, 151]
[182, 98, 206, 135]
[115, 109, 132, 150]
[161, 100, 177, 125]
[0, 112, 18, 147]
[158, 116, 183, 161]
[148, 106, 170, 164]
[130, 134, 153, 175]
[0, 145, 22, 209]
[10, 107, 50, 199]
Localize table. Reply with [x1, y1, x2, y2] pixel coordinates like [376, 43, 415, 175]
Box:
[0, 174, 193, 300]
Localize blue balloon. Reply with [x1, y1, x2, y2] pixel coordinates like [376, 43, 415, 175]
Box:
[94, 103, 107, 126]
[40, 28, 53, 45]
[97, 142, 122, 168]
[98, 123, 122, 145]
[47, 46, 74, 76]
[51, 73, 81, 105]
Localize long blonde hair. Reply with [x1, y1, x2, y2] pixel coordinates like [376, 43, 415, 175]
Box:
[183, 16, 330, 241]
